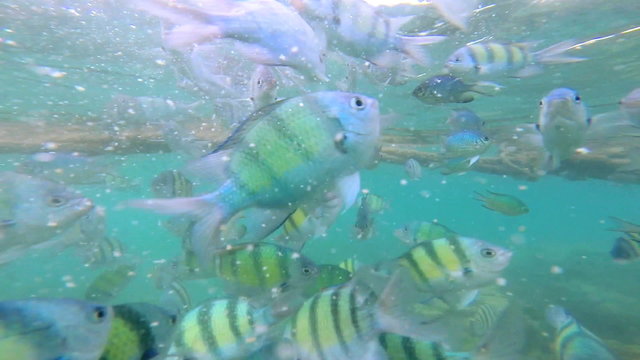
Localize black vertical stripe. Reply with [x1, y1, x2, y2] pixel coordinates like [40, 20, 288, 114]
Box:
[227, 299, 243, 346]
[348, 286, 364, 341]
[330, 288, 350, 356]
[401, 336, 418, 360]
[447, 235, 471, 271]
[482, 43, 494, 66]
[403, 251, 430, 286]
[251, 245, 267, 288]
[309, 294, 327, 360]
[198, 303, 221, 358]
[424, 241, 446, 272]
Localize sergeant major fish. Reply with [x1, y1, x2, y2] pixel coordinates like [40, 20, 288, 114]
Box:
[412, 75, 501, 104]
[134, 0, 328, 81]
[0, 298, 113, 360]
[129, 91, 380, 269]
[445, 40, 586, 78]
[537, 88, 590, 170]
[473, 190, 529, 216]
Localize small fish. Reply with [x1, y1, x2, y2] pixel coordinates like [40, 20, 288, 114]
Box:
[546, 305, 617, 360]
[443, 130, 491, 158]
[0, 298, 113, 360]
[393, 221, 457, 246]
[169, 297, 276, 360]
[135, 0, 328, 81]
[412, 75, 502, 104]
[129, 92, 380, 269]
[151, 169, 193, 198]
[354, 192, 387, 240]
[536, 88, 590, 170]
[292, 0, 445, 68]
[404, 158, 422, 180]
[473, 190, 529, 216]
[620, 88, 640, 125]
[610, 235, 640, 263]
[249, 65, 279, 109]
[100, 303, 178, 360]
[0, 171, 94, 266]
[446, 109, 486, 132]
[339, 256, 360, 274]
[378, 333, 461, 360]
[388, 235, 512, 294]
[445, 40, 586, 78]
[84, 263, 137, 302]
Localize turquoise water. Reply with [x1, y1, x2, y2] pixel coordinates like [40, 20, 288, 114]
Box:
[1, 0, 640, 359]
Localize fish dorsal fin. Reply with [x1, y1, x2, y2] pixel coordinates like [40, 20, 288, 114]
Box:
[208, 98, 289, 154]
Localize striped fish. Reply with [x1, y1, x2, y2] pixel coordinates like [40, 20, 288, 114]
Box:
[302, 264, 353, 298]
[170, 298, 275, 360]
[445, 40, 585, 77]
[390, 236, 512, 294]
[379, 333, 462, 360]
[394, 221, 457, 246]
[84, 263, 136, 302]
[100, 303, 178, 360]
[82, 236, 125, 267]
[354, 193, 387, 240]
[546, 305, 617, 360]
[286, 281, 383, 360]
[129, 92, 380, 270]
[151, 169, 193, 198]
[404, 159, 422, 180]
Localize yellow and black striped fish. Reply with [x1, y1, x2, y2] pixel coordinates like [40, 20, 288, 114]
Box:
[286, 281, 380, 360]
[170, 298, 275, 359]
[100, 303, 178, 360]
[391, 235, 512, 293]
[151, 169, 193, 198]
[379, 333, 455, 360]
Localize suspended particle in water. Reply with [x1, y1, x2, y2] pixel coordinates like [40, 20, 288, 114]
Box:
[495, 277, 507, 286]
[550, 265, 564, 274]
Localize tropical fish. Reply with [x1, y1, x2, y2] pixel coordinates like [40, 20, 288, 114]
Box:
[473, 190, 529, 216]
[546, 305, 617, 360]
[445, 40, 586, 78]
[378, 333, 462, 360]
[169, 297, 277, 360]
[100, 303, 178, 360]
[609, 235, 640, 263]
[404, 158, 422, 180]
[292, 0, 445, 68]
[536, 88, 590, 170]
[440, 129, 491, 173]
[386, 235, 512, 295]
[301, 264, 353, 297]
[354, 192, 388, 240]
[446, 109, 486, 132]
[249, 64, 279, 109]
[0, 298, 113, 360]
[620, 88, 640, 125]
[129, 91, 380, 269]
[84, 263, 137, 302]
[339, 256, 360, 274]
[151, 169, 193, 199]
[134, 0, 328, 81]
[0, 171, 94, 266]
[412, 75, 501, 104]
[393, 221, 457, 246]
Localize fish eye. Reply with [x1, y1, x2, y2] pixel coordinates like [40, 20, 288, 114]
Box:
[539, 100, 544, 106]
[91, 306, 108, 323]
[454, 57, 461, 63]
[481, 248, 497, 258]
[47, 196, 67, 207]
[257, 79, 263, 86]
[350, 96, 366, 110]
[302, 266, 314, 275]
[483, 136, 489, 141]
[574, 95, 581, 103]
[170, 315, 178, 325]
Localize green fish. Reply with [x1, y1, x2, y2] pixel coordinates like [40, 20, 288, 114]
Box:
[394, 221, 457, 246]
[129, 92, 380, 269]
[0, 298, 113, 360]
[378, 333, 464, 360]
[301, 264, 353, 297]
[84, 263, 137, 302]
[99, 303, 178, 360]
[474, 190, 529, 216]
[169, 297, 277, 360]
[546, 305, 617, 360]
[354, 192, 387, 240]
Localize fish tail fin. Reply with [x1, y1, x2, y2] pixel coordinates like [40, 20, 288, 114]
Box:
[159, 280, 193, 315]
[429, 0, 477, 30]
[133, 0, 223, 49]
[469, 81, 503, 96]
[399, 35, 447, 65]
[533, 40, 587, 65]
[473, 303, 526, 360]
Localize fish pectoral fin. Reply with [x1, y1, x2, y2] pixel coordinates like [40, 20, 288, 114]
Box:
[336, 172, 360, 212]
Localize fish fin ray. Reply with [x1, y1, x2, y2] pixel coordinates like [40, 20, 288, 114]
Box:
[533, 39, 587, 64]
[337, 172, 361, 212]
